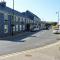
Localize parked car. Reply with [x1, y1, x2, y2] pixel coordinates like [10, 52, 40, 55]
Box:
[30, 26, 39, 32]
[53, 28, 60, 34]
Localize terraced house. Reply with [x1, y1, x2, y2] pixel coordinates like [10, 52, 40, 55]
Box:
[0, 1, 41, 37]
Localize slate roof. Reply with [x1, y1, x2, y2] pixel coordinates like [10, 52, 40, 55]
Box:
[0, 2, 40, 21]
[0, 2, 22, 16]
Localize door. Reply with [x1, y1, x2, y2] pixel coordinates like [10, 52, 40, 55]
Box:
[0, 13, 4, 36]
[26, 23, 30, 31]
[8, 15, 12, 35]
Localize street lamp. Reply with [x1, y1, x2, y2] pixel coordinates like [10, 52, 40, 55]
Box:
[56, 11, 59, 29]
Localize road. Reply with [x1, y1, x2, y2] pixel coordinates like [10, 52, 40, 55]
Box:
[0, 29, 59, 56]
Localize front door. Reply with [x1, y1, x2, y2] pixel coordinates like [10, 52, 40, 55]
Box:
[0, 13, 4, 36]
[8, 15, 12, 35]
[26, 24, 30, 31]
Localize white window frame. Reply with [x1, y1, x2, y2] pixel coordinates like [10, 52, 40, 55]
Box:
[19, 25, 22, 31]
[4, 25, 8, 33]
[16, 16, 18, 22]
[16, 24, 18, 31]
[13, 26, 15, 32]
[4, 13, 8, 20]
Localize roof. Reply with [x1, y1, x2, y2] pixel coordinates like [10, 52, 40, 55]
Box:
[0, 2, 22, 16]
[0, 2, 41, 21]
[22, 10, 40, 20]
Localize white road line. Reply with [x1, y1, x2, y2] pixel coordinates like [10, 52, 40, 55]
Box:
[0, 41, 60, 59]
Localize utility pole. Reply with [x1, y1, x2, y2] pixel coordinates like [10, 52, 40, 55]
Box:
[11, 0, 14, 36]
[56, 11, 59, 29]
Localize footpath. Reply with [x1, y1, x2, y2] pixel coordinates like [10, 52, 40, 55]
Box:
[0, 31, 38, 40]
[0, 41, 60, 60]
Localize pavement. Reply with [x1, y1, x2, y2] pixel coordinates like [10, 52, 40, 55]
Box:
[0, 31, 37, 40]
[0, 29, 59, 56]
[0, 40, 60, 60]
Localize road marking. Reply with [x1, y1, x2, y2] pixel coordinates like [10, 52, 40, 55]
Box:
[0, 41, 60, 59]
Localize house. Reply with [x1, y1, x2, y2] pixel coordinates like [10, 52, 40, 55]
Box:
[0, 1, 41, 37]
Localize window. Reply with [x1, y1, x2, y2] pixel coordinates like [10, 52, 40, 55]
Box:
[4, 13, 8, 20]
[11, 15, 15, 24]
[23, 25, 25, 30]
[20, 17, 23, 22]
[23, 18, 25, 23]
[16, 25, 18, 31]
[30, 20, 31, 23]
[13, 26, 15, 32]
[18, 17, 20, 23]
[20, 17, 24, 25]
[19, 25, 22, 31]
[18, 17, 20, 21]
[19, 17, 20, 22]
[16, 16, 18, 22]
[26, 18, 28, 23]
[30, 20, 32, 23]
[4, 20, 8, 24]
[28, 19, 30, 23]
[4, 14, 8, 25]
[26, 18, 29, 23]
[4, 25, 8, 33]
[14, 15, 16, 22]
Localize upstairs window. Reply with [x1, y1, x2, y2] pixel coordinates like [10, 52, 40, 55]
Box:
[16, 16, 18, 22]
[4, 13, 8, 20]
[4, 13, 8, 25]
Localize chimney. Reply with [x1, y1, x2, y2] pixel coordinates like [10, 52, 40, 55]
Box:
[0, 1, 6, 7]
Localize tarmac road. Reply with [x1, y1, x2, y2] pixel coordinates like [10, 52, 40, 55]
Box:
[0, 29, 59, 56]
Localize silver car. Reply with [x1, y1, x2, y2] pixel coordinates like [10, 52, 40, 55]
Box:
[53, 28, 60, 34]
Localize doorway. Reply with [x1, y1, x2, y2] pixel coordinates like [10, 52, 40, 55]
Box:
[25, 23, 30, 31]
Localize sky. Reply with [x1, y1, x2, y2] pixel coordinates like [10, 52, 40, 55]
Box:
[0, 0, 60, 22]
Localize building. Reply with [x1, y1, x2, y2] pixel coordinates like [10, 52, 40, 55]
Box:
[0, 1, 41, 37]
